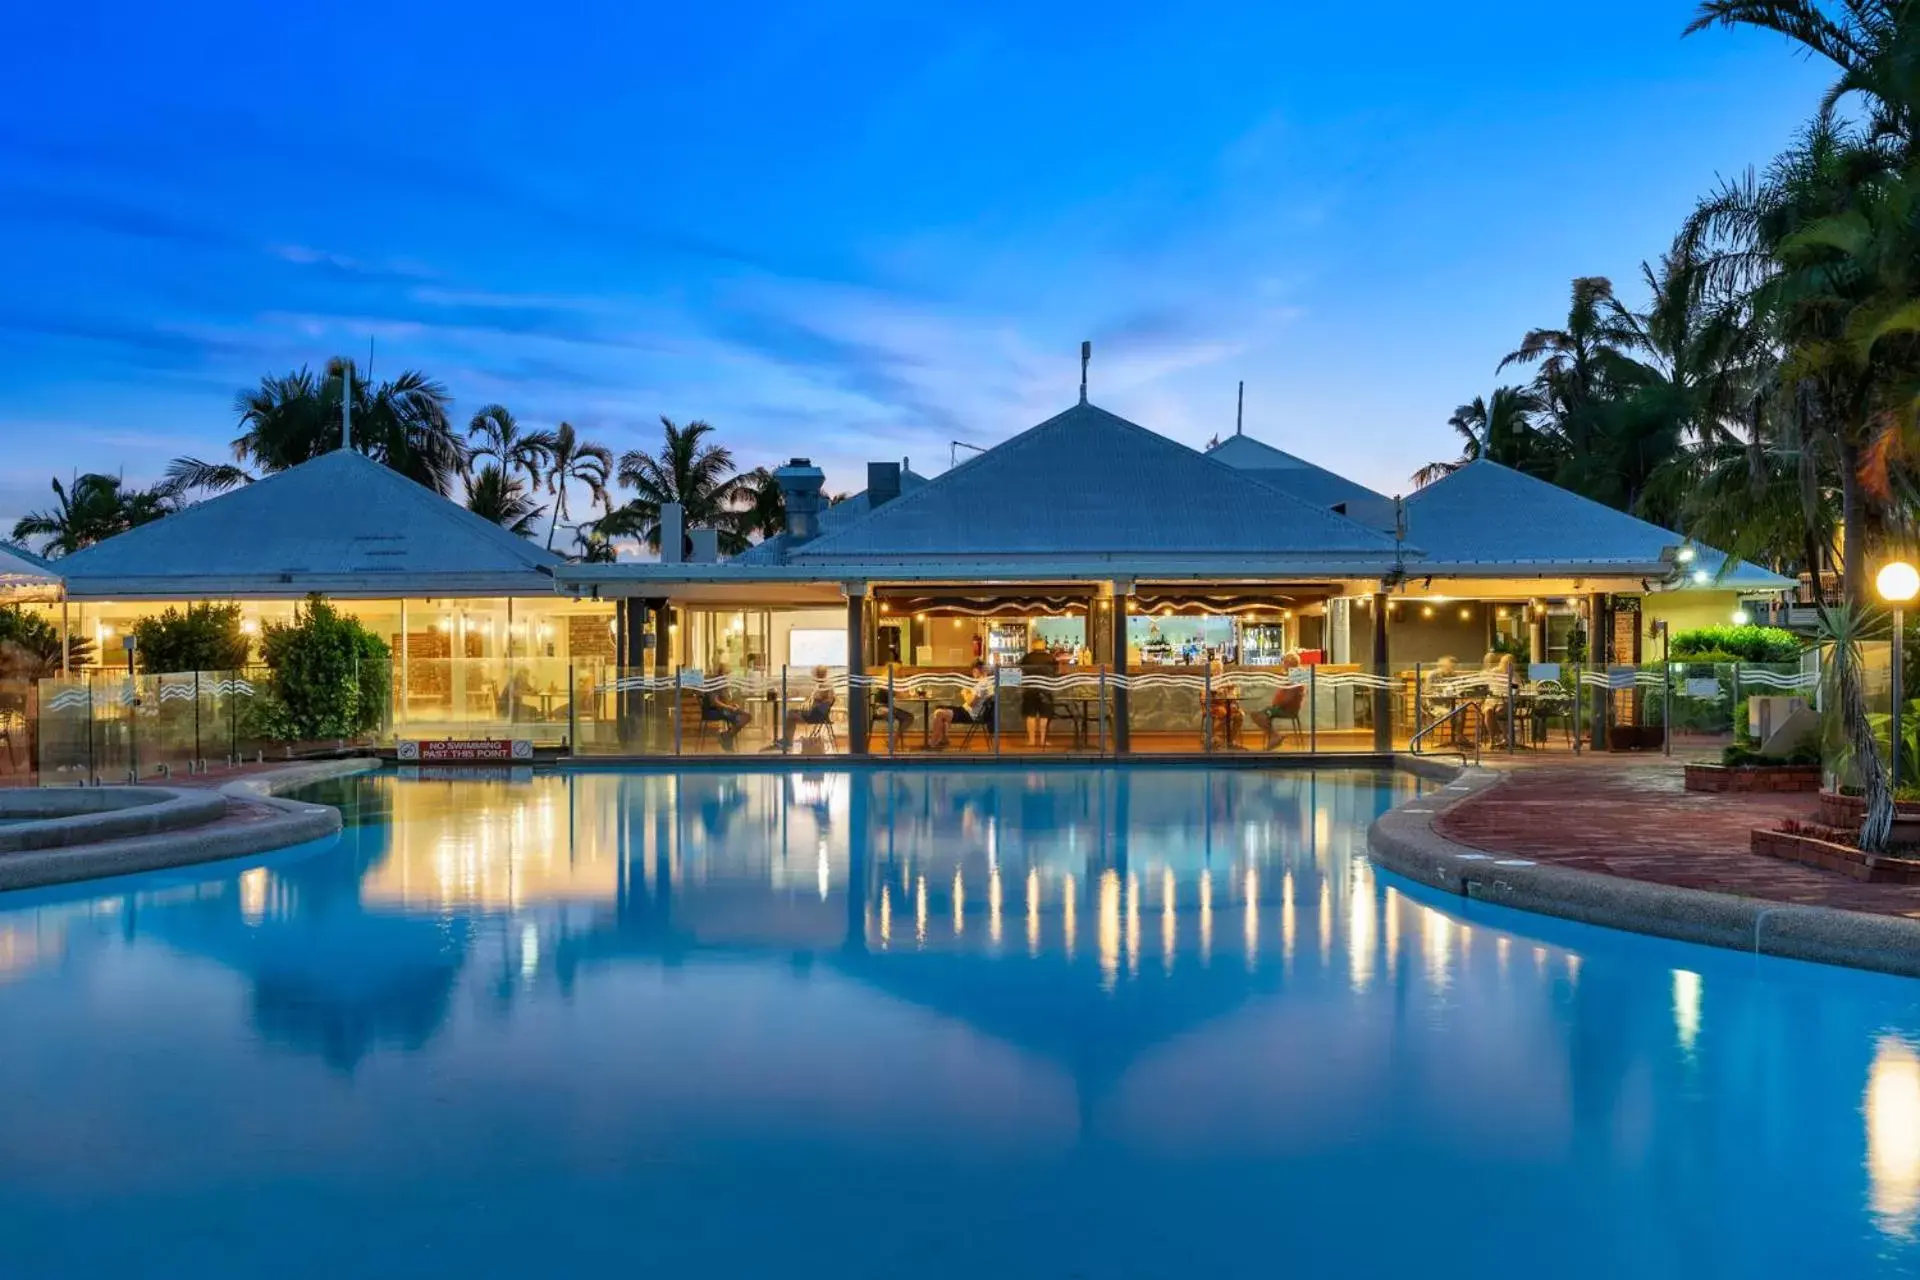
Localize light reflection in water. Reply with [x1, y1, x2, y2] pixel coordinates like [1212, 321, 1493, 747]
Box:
[952, 869, 965, 938]
[1198, 870, 1213, 967]
[1125, 872, 1140, 978]
[1097, 870, 1121, 992]
[915, 875, 928, 948]
[1280, 870, 1296, 965]
[879, 884, 892, 949]
[1063, 872, 1077, 957]
[1026, 868, 1040, 957]
[1160, 867, 1176, 974]
[1317, 879, 1332, 966]
[988, 867, 1003, 946]
[1423, 910, 1453, 988]
[1870, 1037, 1920, 1237]
[1672, 969, 1701, 1052]
[1243, 867, 1259, 971]
[1348, 862, 1375, 993]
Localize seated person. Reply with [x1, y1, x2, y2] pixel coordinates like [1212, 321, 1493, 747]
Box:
[1260, 655, 1308, 749]
[699, 663, 752, 751]
[766, 665, 836, 751]
[1019, 639, 1059, 748]
[871, 684, 913, 738]
[929, 662, 995, 749]
[1206, 656, 1244, 746]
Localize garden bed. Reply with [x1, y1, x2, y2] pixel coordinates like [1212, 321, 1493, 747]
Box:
[1683, 763, 1821, 794]
[1752, 822, 1920, 884]
[1816, 790, 1920, 840]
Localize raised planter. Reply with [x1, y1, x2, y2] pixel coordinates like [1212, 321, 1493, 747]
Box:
[1816, 791, 1920, 846]
[1752, 826, 1920, 884]
[1684, 763, 1822, 794]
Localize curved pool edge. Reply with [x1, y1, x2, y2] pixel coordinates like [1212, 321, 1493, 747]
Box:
[0, 759, 377, 893]
[1373, 755, 1920, 979]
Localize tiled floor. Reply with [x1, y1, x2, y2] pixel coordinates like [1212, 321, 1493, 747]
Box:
[1435, 762, 1920, 918]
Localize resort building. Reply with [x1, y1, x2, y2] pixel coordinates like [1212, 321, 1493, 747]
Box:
[19, 398, 1792, 759]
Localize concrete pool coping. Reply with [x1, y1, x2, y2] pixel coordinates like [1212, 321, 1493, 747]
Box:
[1371, 756, 1920, 979]
[0, 759, 378, 893]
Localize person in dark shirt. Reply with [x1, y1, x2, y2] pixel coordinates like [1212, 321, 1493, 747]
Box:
[1018, 639, 1058, 748]
[700, 663, 751, 751]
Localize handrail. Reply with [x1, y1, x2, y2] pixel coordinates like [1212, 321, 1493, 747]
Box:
[1409, 701, 1482, 765]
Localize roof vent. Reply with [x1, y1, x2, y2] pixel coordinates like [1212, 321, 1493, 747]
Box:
[867, 461, 901, 510]
[773, 458, 827, 545]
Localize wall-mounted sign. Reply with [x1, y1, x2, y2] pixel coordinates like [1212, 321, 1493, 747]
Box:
[396, 739, 534, 764]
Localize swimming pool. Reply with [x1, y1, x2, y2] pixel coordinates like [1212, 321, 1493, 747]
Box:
[0, 765, 1916, 1278]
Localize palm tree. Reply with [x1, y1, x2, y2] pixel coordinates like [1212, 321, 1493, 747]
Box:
[541, 422, 614, 552]
[167, 358, 467, 497]
[571, 527, 619, 564]
[733, 466, 788, 539]
[1414, 386, 1553, 486]
[467, 405, 556, 485]
[11, 474, 174, 557]
[464, 464, 542, 537]
[1498, 277, 1643, 459]
[600, 417, 748, 554]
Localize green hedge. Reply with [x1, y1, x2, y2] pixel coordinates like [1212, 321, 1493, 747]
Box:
[1669, 624, 1803, 664]
[131, 603, 251, 673]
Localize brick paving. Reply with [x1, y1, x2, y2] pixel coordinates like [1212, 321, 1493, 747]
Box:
[1435, 762, 1920, 919]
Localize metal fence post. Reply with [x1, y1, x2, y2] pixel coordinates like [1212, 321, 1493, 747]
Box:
[1308, 664, 1318, 755]
[229, 668, 239, 765]
[1572, 664, 1582, 754]
[1730, 660, 1742, 741]
[1663, 660, 1673, 757]
[673, 665, 684, 755]
[85, 670, 96, 786]
[886, 666, 897, 756]
[1413, 662, 1423, 747]
[993, 666, 1002, 757]
[1203, 666, 1213, 754]
[568, 663, 578, 756]
[1505, 676, 1516, 753]
[1098, 666, 1108, 756]
[127, 672, 139, 784]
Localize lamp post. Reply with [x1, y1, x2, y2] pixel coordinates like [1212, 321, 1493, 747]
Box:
[1877, 561, 1920, 788]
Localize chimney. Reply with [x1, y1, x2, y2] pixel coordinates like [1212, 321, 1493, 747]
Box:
[659, 503, 685, 563]
[867, 461, 901, 509]
[772, 458, 826, 545]
[688, 527, 720, 563]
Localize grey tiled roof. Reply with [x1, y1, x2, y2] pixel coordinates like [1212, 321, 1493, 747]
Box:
[786, 403, 1406, 561]
[0, 543, 58, 584]
[1405, 459, 1794, 586]
[59, 449, 561, 596]
[1204, 434, 1394, 523]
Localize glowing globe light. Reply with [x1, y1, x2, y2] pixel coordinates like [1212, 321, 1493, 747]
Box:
[1879, 561, 1920, 604]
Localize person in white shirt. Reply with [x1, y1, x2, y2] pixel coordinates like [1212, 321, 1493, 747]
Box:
[928, 661, 994, 749]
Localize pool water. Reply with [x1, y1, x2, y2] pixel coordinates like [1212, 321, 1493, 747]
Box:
[2, 766, 1919, 1278]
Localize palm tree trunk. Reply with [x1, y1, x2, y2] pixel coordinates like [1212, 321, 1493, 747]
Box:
[1841, 438, 1866, 608]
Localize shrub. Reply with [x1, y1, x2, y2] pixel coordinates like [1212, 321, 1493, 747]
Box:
[131, 603, 252, 673]
[1669, 624, 1802, 664]
[251, 595, 391, 741]
[0, 605, 90, 678]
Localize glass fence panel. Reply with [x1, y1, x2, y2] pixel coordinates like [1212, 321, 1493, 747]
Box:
[0, 677, 38, 785]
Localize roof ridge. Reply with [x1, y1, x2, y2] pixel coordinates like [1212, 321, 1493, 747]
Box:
[797, 404, 1087, 557]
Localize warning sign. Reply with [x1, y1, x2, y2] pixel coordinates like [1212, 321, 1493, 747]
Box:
[396, 739, 534, 764]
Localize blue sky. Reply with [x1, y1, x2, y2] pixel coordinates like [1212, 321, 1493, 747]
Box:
[0, 1, 1834, 531]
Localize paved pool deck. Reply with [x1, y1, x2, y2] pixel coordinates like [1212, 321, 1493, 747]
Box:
[1431, 760, 1920, 919]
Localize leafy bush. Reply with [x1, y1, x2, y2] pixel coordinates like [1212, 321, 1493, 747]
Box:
[131, 603, 251, 673]
[1723, 739, 1820, 768]
[249, 595, 391, 741]
[0, 605, 91, 678]
[1669, 624, 1803, 664]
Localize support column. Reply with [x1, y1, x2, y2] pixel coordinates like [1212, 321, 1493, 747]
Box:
[1110, 580, 1132, 754]
[1528, 599, 1547, 666]
[1587, 591, 1610, 750]
[845, 583, 869, 756]
[1371, 590, 1392, 753]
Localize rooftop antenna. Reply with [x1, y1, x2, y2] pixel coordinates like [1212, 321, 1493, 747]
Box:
[1079, 340, 1091, 405]
[950, 440, 987, 469]
[1235, 380, 1244, 436]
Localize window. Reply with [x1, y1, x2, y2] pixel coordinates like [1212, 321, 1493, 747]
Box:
[788, 628, 848, 668]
